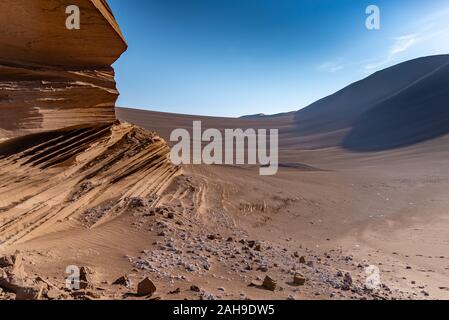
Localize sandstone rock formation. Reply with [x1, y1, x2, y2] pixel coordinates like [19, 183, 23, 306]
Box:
[0, 252, 45, 300]
[0, 1, 179, 245]
[0, 122, 179, 244]
[0, 0, 127, 140]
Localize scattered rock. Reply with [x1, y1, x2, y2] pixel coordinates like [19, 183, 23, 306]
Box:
[15, 285, 44, 300]
[71, 290, 88, 299]
[247, 241, 256, 248]
[85, 290, 101, 299]
[190, 285, 201, 292]
[168, 288, 180, 294]
[0, 254, 18, 268]
[0, 252, 44, 300]
[262, 276, 277, 291]
[113, 275, 131, 288]
[203, 263, 211, 271]
[293, 273, 306, 286]
[137, 277, 157, 297]
[342, 272, 353, 291]
[46, 288, 63, 300]
[249, 280, 263, 287]
[128, 197, 146, 208]
[79, 266, 93, 290]
[257, 265, 268, 272]
[167, 212, 175, 219]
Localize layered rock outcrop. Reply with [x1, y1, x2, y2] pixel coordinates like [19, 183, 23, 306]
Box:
[0, 0, 127, 139]
[0, 1, 180, 245]
[0, 122, 179, 245]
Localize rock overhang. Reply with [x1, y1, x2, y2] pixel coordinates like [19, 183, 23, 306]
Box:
[0, 0, 127, 67]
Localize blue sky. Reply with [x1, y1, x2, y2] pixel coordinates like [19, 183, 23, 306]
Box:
[108, 0, 449, 117]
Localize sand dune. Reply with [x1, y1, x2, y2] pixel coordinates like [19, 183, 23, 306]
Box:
[293, 55, 449, 151]
[115, 55, 449, 299]
[119, 55, 449, 153]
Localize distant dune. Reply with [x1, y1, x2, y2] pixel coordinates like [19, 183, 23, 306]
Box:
[114, 56, 449, 300]
[293, 55, 449, 151]
[118, 55, 449, 154]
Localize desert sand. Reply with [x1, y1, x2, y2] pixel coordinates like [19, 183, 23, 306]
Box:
[1, 0, 448, 300]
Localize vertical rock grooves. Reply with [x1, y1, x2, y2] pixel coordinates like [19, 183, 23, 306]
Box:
[0, 1, 180, 244]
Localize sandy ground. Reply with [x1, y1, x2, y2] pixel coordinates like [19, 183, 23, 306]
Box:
[1, 107, 448, 300]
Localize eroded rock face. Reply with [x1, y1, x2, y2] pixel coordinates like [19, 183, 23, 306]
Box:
[0, 252, 45, 300]
[0, 122, 179, 245]
[0, 0, 127, 139]
[0, 1, 180, 245]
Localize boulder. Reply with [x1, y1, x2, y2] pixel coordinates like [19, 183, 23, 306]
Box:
[0, 253, 44, 300]
[190, 285, 201, 292]
[79, 266, 94, 290]
[293, 273, 306, 286]
[113, 275, 131, 288]
[46, 288, 64, 300]
[262, 276, 277, 291]
[342, 272, 353, 291]
[137, 277, 157, 297]
[14, 285, 44, 300]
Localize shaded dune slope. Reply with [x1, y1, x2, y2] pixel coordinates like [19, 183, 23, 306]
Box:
[293, 55, 449, 151]
[118, 55, 449, 154]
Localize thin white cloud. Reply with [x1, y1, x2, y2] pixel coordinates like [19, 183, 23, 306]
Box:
[419, 5, 449, 25]
[364, 5, 449, 72]
[389, 34, 419, 55]
[364, 33, 420, 71]
[317, 60, 344, 73]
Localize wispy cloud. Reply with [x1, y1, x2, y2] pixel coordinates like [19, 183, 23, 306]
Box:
[364, 6, 449, 72]
[419, 5, 449, 25]
[364, 33, 420, 71]
[389, 34, 419, 55]
[317, 60, 344, 73]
